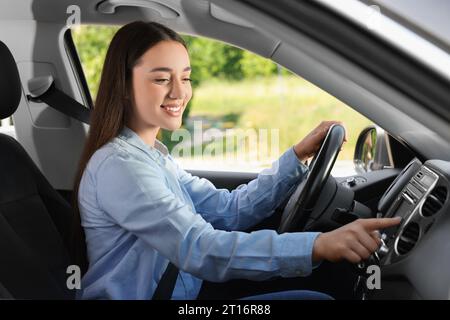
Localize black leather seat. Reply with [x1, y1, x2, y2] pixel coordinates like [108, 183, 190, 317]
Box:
[0, 40, 74, 299]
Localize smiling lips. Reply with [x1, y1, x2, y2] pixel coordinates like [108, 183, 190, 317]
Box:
[161, 104, 182, 116]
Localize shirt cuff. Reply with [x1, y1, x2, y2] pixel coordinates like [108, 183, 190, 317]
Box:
[277, 231, 322, 277]
[279, 147, 309, 178]
[291, 146, 309, 169]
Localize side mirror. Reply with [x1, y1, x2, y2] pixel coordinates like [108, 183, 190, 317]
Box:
[354, 125, 393, 174]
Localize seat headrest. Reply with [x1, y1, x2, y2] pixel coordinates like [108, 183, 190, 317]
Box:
[0, 41, 21, 119]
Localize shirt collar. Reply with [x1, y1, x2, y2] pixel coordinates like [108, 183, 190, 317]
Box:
[117, 126, 169, 159]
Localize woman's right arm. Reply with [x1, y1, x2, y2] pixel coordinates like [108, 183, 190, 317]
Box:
[94, 151, 320, 282]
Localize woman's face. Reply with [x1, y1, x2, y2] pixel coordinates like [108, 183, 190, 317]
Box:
[130, 40, 192, 132]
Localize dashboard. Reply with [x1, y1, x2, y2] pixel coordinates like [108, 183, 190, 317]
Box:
[364, 158, 450, 299]
[377, 159, 449, 267]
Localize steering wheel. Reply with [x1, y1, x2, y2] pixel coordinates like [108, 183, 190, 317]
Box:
[278, 124, 346, 233]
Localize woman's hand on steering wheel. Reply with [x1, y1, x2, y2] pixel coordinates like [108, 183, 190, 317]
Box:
[293, 121, 347, 161]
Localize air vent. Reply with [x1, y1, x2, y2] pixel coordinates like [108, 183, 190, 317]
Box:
[421, 186, 448, 217]
[396, 222, 420, 255]
[434, 186, 448, 203]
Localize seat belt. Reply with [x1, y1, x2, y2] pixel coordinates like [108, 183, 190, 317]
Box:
[27, 76, 91, 124]
[152, 262, 179, 300]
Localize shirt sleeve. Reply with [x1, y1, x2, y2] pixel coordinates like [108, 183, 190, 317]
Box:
[173, 147, 309, 231]
[94, 151, 320, 282]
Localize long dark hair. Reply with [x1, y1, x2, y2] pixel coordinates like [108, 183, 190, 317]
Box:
[71, 21, 186, 274]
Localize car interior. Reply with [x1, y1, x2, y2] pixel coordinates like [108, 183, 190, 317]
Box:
[0, 0, 449, 300]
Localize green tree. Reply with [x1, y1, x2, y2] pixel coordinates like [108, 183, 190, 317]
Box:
[72, 26, 120, 100]
[240, 50, 277, 78]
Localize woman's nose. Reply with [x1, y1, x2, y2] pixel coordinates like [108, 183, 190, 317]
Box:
[168, 79, 185, 99]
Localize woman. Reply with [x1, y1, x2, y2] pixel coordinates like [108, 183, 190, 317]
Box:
[74, 21, 400, 300]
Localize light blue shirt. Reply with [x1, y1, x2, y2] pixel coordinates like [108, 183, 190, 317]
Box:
[77, 126, 320, 300]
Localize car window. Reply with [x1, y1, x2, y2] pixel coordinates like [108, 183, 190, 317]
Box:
[72, 25, 372, 176]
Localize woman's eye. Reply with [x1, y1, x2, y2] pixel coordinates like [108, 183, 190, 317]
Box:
[155, 79, 170, 84]
[183, 78, 192, 83]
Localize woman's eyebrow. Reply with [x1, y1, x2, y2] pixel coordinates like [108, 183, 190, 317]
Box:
[148, 67, 191, 72]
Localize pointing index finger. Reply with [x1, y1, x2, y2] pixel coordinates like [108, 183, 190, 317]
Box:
[360, 217, 402, 231]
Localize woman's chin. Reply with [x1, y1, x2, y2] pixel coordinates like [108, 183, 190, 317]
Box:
[163, 121, 183, 132]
